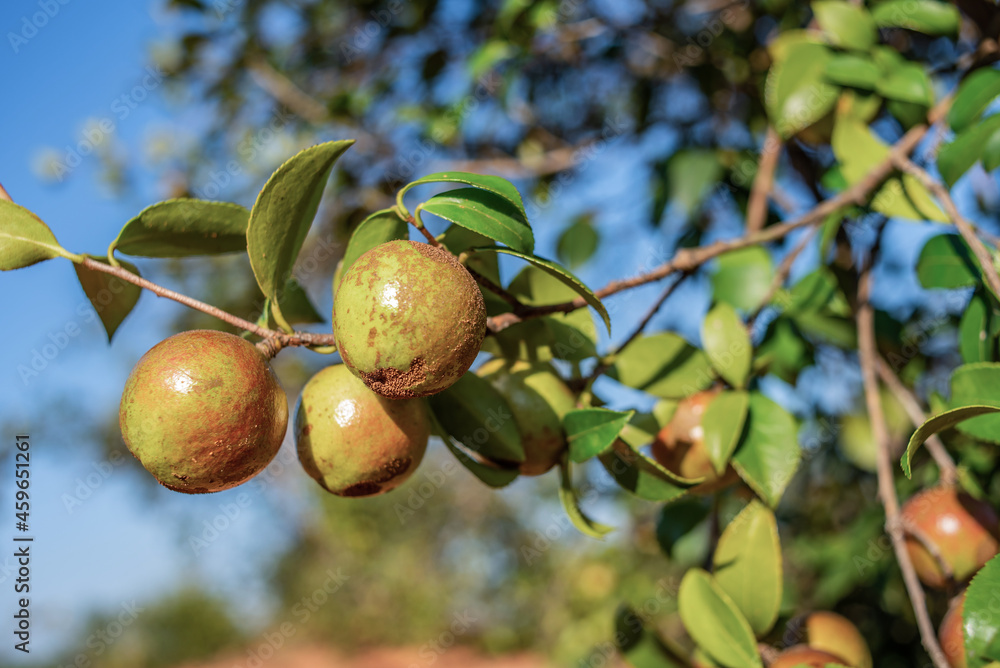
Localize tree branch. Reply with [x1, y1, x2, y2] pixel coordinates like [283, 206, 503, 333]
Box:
[875, 357, 958, 485]
[246, 54, 332, 125]
[892, 155, 1000, 300]
[746, 127, 782, 234]
[857, 265, 950, 668]
[78, 257, 337, 356]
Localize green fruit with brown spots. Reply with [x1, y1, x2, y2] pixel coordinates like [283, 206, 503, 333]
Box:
[477, 359, 575, 476]
[294, 364, 430, 497]
[119, 330, 288, 494]
[333, 240, 486, 399]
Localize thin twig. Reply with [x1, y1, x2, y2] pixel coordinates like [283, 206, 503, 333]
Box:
[857, 264, 950, 668]
[467, 266, 525, 310]
[893, 156, 1000, 300]
[747, 225, 820, 332]
[246, 55, 331, 125]
[875, 357, 958, 485]
[746, 127, 782, 234]
[78, 257, 337, 355]
[488, 113, 941, 333]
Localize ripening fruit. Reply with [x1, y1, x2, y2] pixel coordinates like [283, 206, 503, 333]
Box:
[333, 240, 487, 399]
[769, 645, 849, 668]
[478, 359, 576, 476]
[119, 330, 288, 494]
[802, 611, 872, 668]
[901, 486, 1000, 589]
[939, 592, 966, 668]
[650, 389, 739, 493]
[294, 364, 430, 497]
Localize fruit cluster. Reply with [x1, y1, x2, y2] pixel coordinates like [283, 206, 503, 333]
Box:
[119, 239, 577, 499]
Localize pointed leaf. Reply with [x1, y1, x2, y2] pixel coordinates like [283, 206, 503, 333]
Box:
[901, 405, 1000, 478]
[421, 188, 533, 253]
[565, 408, 634, 463]
[430, 414, 518, 489]
[824, 54, 880, 90]
[765, 41, 839, 139]
[73, 257, 142, 341]
[712, 247, 774, 311]
[558, 460, 613, 538]
[399, 171, 527, 221]
[0, 200, 67, 270]
[471, 247, 610, 333]
[599, 438, 697, 502]
[337, 208, 408, 288]
[678, 569, 763, 668]
[427, 372, 525, 465]
[812, 1, 877, 50]
[247, 140, 354, 300]
[965, 555, 1000, 667]
[950, 363, 1000, 445]
[732, 393, 801, 507]
[702, 303, 752, 389]
[109, 199, 249, 257]
[916, 234, 980, 289]
[556, 215, 599, 269]
[702, 391, 750, 474]
[875, 63, 934, 106]
[871, 0, 960, 35]
[712, 500, 782, 637]
[609, 333, 715, 399]
[939, 115, 1000, 187]
[949, 69, 1000, 133]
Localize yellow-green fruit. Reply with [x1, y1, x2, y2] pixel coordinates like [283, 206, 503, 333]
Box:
[769, 646, 849, 668]
[333, 240, 486, 399]
[478, 359, 576, 476]
[804, 612, 872, 668]
[119, 330, 288, 494]
[294, 364, 430, 497]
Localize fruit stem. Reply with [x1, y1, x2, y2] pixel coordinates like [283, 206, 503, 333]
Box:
[410, 205, 441, 246]
[75, 256, 337, 354]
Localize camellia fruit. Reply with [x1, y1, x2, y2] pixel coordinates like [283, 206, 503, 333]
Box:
[119, 330, 288, 494]
[901, 486, 1000, 588]
[294, 364, 430, 497]
[939, 592, 966, 668]
[802, 611, 872, 668]
[333, 240, 486, 399]
[769, 645, 849, 668]
[478, 358, 576, 476]
[650, 389, 739, 493]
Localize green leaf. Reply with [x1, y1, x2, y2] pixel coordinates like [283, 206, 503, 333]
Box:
[565, 408, 634, 463]
[614, 605, 685, 668]
[939, 115, 1000, 186]
[420, 188, 534, 254]
[429, 412, 518, 488]
[712, 247, 774, 311]
[832, 117, 947, 221]
[966, 555, 1000, 667]
[666, 150, 723, 218]
[871, 0, 960, 35]
[678, 569, 763, 668]
[0, 200, 68, 270]
[960, 292, 993, 364]
[875, 63, 934, 107]
[338, 208, 408, 288]
[655, 498, 710, 558]
[901, 404, 1000, 478]
[556, 215, 599, 269]
[558, 460, 613, 538]
[712, 500, 782, 638]
[756, 318, 813, 383]
[702, 391, 750, 474]
[812, 1, 877, 50]
[732, 393, 801, 508]
[398, 171, 528, 222]
[765, 41, 840, 139]
[950, 363, 1000, 445]
[247, 140, 354, 301]
[702, 303, 752, 389]
[982, 128, 1000, 173]
[471, 247, 611, 333]
[427, 372, 526, 465]
[271, 278, 324, 326]
[608, 333, 715, 399]
[916, 234, 981, 289]
[949, 69, 1000, 133]
[824, 54, 880, 90]
[73, 256, 142, 341]
[109, 199, 250, 257]
[598, 439, 694, 502]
